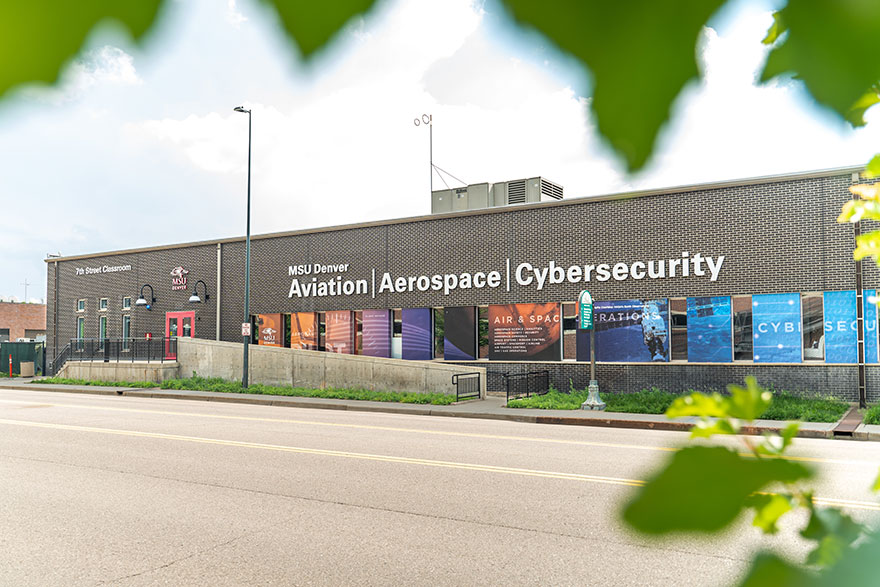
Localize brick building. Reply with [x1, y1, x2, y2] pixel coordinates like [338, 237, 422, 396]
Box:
[0, 302, 47, 342]
[44, 167, 880, 401]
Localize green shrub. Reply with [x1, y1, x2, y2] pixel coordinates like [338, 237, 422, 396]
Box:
[508, 384, 849, 422]
[862, 405, 880, 425]
[32, 375, 458, 405]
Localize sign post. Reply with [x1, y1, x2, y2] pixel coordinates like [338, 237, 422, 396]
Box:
[578, 290, 605, 411]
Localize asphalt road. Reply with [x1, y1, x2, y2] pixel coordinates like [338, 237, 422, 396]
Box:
[1, 388, 879, 586]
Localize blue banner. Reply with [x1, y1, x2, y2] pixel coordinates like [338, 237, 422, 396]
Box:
[865, 290, 878, 364]
[402, 308, 433, 360]
[752, 293, 801, 363]
[823, 291, 857, 363]
[594, 299, 669, 362]
[686, 296, 732, 362]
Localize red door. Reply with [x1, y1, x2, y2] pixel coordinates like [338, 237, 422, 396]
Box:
[165, 311, 195, 359]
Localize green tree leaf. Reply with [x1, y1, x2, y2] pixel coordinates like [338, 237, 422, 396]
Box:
[690, 418, 739, 439]
[623, 446, 812, 534]
[852, 232, 880, 262]
[666, 392, 728, 418]
[726, 376, 773, 420]
[261, 0, 377, 58]
[813, 531, 880, 584]
[847, 86, 880, 127]
[837, 201, 880, 224]
[738, 552, 814, 587]
[499, 0, 727, 172]
[865, 154, 880, 179]
[1, 1, 165, 99]
[746, 493, 794, 534]
[761, 12, 787, 45]
[757, 422, 800, 456]
[760, 1, 880, 127]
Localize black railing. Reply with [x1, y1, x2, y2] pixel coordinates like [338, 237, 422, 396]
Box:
[494, 370, 550, 403]
[49, 337, 177, 375]
[452, 372, 481, 401]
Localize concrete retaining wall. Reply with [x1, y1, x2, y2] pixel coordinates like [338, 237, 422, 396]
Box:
[60, 361, 180, 383]
[177, 338, 486, 397]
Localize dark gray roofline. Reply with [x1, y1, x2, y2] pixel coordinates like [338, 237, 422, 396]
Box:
[47, 165, 864, 263]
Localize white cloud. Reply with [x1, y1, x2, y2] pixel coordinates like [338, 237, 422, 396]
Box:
[226, 0, 247, 27]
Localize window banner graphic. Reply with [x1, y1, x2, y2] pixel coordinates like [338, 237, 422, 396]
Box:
[290, 312, 318, 350]
[325, 310, 355, 354]
[823, 291, 858, 363]
[752, 293, 801, 363]
[488, 303, 561, 361]
[257, 314, 282, 347]
[594, 299, 669, 362]
[362, 309, 391, 358]
[865, 289, 879, 364]
[402, 308, 433, 360]
[444, 306, 477, 360]
[686, 297, 733, 362]
[576, 328, 591, 362]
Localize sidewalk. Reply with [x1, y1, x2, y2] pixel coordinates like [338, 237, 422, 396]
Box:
[2, 380, 875, 440]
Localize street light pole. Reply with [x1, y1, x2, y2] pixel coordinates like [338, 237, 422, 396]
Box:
[234, 105, 252, 388]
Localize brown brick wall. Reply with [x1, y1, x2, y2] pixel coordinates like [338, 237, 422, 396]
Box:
[43, 169, 880, 399]
[0, 302, 47, 341]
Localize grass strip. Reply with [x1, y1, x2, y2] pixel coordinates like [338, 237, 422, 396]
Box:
[862, 405, 880, 425]
[31, 375, 458, 405]
[507, 386, 849, 423]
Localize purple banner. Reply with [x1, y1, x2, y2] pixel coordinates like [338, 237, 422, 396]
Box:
[362, 309, 391, 358]
[402, 308, 433, 360]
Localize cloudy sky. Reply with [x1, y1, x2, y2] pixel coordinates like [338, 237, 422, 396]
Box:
[1, 0, 879, 302]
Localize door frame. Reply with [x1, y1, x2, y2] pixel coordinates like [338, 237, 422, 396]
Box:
[165, 311, 195, 359]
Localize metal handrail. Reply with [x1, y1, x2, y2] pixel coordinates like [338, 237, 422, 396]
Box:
[452, 372, 481, 401]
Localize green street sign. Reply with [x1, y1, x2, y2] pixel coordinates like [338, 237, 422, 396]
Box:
[578, 290, 593, 330]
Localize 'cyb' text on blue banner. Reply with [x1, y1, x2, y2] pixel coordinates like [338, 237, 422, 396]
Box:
[753, 293, 801, 363]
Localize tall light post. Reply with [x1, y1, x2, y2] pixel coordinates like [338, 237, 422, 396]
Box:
[234, 105, 252, 388]
[413, 113, 432, 196]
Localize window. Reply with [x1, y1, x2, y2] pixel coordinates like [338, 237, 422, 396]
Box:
[562, 302, 578, 360]
[76, 317, 85, 350]
[433, 308, 444, 359]
[77, 299, 85, 312]
[122, 296, 131, 310]
[99, 298, 108, 311]
[389, 309, 402, 358]
[670, 298, 688, 361]
[122, 315, 131, 350]
[478, 306, 489, 359]
[802, 293, 824, 361]
[99, 315, 108, 341]
[733, 295, 753, 360]
[0, 328, 9, 342]
[355, 311, 363, 355]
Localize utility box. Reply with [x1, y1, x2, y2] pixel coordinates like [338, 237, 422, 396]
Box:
[431, 177, 563, 214]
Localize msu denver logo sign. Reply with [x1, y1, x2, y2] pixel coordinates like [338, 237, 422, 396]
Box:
[170, 266, 189, 290]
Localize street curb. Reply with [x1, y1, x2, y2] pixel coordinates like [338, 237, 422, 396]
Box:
[1, 383, 846, 439]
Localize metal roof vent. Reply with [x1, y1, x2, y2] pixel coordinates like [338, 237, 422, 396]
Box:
[507, 180, 526, 204]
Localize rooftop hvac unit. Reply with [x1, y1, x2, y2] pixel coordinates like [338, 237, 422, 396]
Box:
[431, 177, 563, 213]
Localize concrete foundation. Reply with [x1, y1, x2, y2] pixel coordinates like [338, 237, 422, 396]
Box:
[60, 361, 180, 383]
[177, 338, 486, 397]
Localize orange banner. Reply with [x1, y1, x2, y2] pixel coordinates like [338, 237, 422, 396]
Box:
[257, 314, 282, 347]
[290, 312, 318, 350]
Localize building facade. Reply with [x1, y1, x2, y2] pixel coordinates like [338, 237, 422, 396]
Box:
[0, 302, 46, 342]
[45, 168, 880, 401]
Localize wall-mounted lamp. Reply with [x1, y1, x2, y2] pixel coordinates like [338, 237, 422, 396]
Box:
[135, 284, 156, 310]
[188, 280, 210, 304]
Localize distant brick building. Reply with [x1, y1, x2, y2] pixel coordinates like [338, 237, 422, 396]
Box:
[0, 302, 47, 342]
